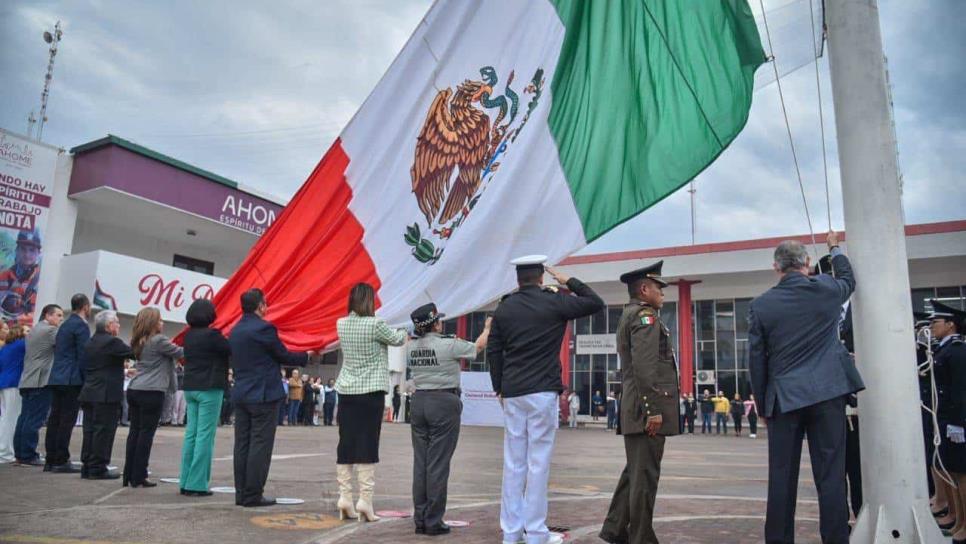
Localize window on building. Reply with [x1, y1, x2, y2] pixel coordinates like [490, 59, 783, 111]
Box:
[715, 301, 736, 371]
[697, 300, 715, 342]
[575, 315, 590, 335]
[911, 288, 935, 313]
[607, 306, 622, 334]
[572, 371, 591, 415]
[698, 342, 715, 370]
[607, 353, 619, 371]
[442, 319, 458, 336]
[591, 308, 608, 334]
[936, 286, 964, 310]
[173, 254, 215, 275]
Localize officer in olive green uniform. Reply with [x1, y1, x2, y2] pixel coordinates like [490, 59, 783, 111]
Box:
[600, 260, 680, 544]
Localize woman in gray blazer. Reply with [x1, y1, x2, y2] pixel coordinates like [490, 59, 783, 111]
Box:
[123, 307, 183, 488]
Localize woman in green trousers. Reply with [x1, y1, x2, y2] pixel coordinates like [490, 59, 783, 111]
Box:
[179, 299, 231, 496]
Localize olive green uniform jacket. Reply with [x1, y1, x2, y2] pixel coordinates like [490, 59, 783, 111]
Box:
[617, 299, 681, 436]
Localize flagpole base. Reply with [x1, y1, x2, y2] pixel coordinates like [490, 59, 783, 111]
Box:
[849, 500, 946, 543]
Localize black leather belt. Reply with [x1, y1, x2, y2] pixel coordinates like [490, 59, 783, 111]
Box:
[417, 388, 461, 396]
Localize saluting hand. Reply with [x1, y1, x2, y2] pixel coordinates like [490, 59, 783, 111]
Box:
[545, 266, 571, 286]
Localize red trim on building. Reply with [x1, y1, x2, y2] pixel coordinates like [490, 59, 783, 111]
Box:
[560, 325, 572, 389]
[561, 220, 966, 266]
[671, 280, 700, 396]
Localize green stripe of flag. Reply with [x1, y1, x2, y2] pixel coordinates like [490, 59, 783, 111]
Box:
[548, 0, 766, 241]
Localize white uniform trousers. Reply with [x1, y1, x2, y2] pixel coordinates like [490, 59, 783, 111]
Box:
[0, 387, 23, 463]
[501, 391, 558, 544]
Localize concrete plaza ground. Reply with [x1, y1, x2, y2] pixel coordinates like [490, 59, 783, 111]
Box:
[0, 422, 824, 544]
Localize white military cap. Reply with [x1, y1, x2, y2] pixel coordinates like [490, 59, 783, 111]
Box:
[510, 254, 548, 272]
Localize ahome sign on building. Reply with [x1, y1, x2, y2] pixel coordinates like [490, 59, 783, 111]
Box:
[0, 128, 286, 338]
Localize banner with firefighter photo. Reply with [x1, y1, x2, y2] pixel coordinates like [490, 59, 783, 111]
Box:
[0, 129, 59, 327]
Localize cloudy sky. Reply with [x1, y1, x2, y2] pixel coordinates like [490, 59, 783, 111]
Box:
[1, 0, 963, 255]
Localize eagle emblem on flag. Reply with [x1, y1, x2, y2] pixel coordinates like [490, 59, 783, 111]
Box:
[404, 66, 545, 264]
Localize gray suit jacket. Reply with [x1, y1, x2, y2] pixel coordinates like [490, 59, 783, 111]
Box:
[20, 320, 58, 389]
[749, 252, 864, 416]
[128, 334, 184, 393]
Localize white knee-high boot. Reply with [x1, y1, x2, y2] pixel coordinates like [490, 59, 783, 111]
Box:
[354, 464, 380, 522]
[336, 464, 358, 520]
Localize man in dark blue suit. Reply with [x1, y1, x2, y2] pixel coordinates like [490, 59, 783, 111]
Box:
[45, 294, 91, 473]
[749, 231, 864, 544]
[229, 288, 314, 507]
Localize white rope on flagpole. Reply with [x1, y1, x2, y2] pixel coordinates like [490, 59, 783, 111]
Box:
[758, 0, 820, 259]
[808, 0, 833, 232]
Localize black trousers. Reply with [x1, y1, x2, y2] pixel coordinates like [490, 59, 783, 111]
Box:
[922, 410, 936, 497]
[601, 433, 667, 544]
[233, 400, 280, 505]
[733, 413, 743, 434]
[45, 385, 81, 466]
[323, 402, 335, 425]
[410, 391, 461, 529]
[765, 396, 849, 544]
[845, 415, 862, 518]
[80, 401, 120, 474]
[220, 397, 233, 425]
[123, 390, 164, 485]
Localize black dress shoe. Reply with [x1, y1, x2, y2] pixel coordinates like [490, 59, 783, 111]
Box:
[424, 523, 451, 536]
[50, 463, 81, 474]
[415, 525, 426, 535]
[131, 479, 157, 488]
[242, 496, 277, 507]
[43, 464, 53, 472]
[87, 472, 120, 480]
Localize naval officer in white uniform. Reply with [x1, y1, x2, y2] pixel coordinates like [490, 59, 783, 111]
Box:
[487, 255, 603, 544]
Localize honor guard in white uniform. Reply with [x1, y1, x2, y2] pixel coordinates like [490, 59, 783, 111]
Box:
[487, 255, 603, 544]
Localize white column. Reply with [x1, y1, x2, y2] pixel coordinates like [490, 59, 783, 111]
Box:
[35, 152, 78, 313]
[826, 0, 943, 542]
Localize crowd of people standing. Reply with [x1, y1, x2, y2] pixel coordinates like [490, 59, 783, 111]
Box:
[676, 390, 759, 438]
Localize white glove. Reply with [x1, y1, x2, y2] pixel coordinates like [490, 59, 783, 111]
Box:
[947, 425, 965, 444]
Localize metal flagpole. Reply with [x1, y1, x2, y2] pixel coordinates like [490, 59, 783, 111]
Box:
[825, 1, 943, 542]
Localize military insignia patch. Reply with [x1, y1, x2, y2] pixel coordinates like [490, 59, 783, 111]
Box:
[641, 316, 655, 326]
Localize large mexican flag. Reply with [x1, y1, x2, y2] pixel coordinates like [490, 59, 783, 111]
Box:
[211, 0, 766, 349]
